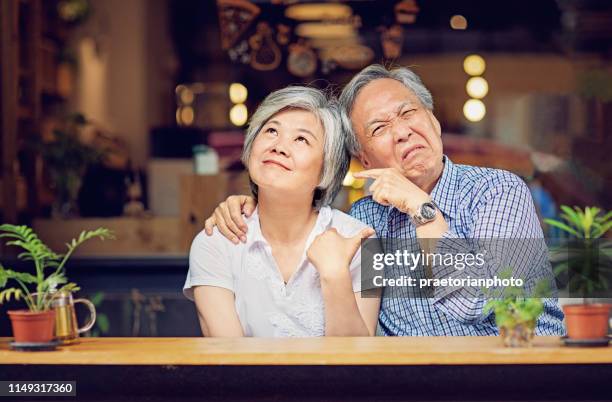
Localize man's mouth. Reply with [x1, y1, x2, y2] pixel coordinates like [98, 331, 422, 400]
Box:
[262, 160, 292, 171]
[401, 145, 425, 161]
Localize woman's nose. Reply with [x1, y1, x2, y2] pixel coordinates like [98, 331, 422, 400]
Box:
[271, 137, 290, 156]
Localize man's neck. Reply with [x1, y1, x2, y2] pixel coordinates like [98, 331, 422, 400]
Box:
[414, 160, 445, 195]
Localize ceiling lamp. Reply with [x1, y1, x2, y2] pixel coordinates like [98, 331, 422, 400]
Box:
[295, 22, 357, 39]
[229, 104, 248, 126]
[176, 106, 195, 126]
[466, 77, 489, 99]
[229, 83, 248, 104]
[285, 3, 353, 21]
[463, 99, 486, 122]
[179, 87, 194, 105]
[395, 0, 419, 24]
[450, 15, 467, 30]
[463, 54, 486, 76]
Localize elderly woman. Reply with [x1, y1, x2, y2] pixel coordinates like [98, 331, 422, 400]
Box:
[183, 87, 380, 337]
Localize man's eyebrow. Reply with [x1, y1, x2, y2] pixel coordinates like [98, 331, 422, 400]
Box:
[366, 115, 392, 128]
[365, 102, 412, 128]
[396, 101, 412, 113]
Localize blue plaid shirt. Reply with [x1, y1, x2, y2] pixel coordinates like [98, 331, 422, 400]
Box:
[350, 156, 565, 336]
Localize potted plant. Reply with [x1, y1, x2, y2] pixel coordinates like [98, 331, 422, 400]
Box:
[0, 224, 113, 343]
[545, 206, 612, 340]
[40, 113, 102, 218]
[484, 269, 548, 347]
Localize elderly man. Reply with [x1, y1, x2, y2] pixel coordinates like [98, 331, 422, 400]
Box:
[203, 64, 565, 336]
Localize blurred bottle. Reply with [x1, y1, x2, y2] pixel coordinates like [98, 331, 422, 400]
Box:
[192, 145, 219, 175]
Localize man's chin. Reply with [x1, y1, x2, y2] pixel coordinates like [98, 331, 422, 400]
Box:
[401, 159, 427, 174]
[400, 162, 431, 180]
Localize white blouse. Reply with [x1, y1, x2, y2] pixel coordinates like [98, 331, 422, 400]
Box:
[183, 206, 368, 337]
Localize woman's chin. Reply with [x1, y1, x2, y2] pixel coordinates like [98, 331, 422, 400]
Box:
[256, 181, 294, 193]
[257, 183, 315, 200]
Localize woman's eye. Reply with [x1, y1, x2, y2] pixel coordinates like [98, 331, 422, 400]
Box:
[296, 136, 309, 144]
[265, 127, 277, 135]
[401, 109, 416, 117]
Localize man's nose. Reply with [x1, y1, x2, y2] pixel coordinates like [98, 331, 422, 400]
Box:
[391, 118, 412, 143]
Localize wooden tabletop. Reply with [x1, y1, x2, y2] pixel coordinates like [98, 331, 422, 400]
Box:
[0, 336, 611, 366]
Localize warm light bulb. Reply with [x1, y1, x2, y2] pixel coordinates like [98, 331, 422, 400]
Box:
[343, 171, 355, 187]
[463, 99, 486, 122]
[229, 104, 248, 126]
[229, 83, 248, 104]
[466, 77, 489, 99]
[180, 88, 194, 105]
[463, 54, 486, 76]
[180, 106, 194, 126]
[450, 15, 467, 30]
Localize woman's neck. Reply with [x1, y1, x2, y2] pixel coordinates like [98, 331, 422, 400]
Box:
[257, 191, 318, 245]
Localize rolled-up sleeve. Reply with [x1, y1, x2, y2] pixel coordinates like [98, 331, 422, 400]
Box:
[183, 230, 234, 301]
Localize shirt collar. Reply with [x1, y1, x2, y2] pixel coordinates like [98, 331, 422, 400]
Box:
[245, 205, 333, 250]
[429, 155, 459, 219]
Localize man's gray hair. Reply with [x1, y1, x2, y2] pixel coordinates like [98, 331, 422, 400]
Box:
[241, 86, 349, 209]
[339, 64, 434, 156]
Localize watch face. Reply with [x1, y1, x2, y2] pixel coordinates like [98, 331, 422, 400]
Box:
[421, 202, 437, 220]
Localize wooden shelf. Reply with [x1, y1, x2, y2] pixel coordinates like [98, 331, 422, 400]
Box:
[17, 105, 33, 119]
[2, 0, 68, 221]
[18, 67, 32, 77]
[39, 36, 58, 52]
[33, 217, 185, 256]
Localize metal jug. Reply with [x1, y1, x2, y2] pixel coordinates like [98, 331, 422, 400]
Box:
[52, 291, 96, 344]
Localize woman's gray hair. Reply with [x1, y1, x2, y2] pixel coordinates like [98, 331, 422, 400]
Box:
[339, 64, 434, 157]
[241, 86, 349, 209]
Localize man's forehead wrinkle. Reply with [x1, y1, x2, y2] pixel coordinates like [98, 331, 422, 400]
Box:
[364, 99, 407, 123]
[352, 79, 419, 133]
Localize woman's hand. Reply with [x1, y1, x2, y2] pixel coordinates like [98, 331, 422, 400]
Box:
[307, 227, 375, 279]
[204, 195, 257, 244]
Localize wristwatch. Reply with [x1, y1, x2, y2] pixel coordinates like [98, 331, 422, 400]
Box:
[411, 201, 438, 227]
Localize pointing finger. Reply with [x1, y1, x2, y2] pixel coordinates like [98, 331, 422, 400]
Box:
[353, 169, 385, 179]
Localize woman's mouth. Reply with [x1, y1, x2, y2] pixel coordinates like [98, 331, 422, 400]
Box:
[262, 159, 291, 171]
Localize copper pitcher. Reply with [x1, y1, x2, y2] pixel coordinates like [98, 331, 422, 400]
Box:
[52, 291, 96, 344]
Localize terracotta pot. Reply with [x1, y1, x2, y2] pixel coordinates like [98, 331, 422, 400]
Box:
[7, 310, 56, 343]
[563, 303, 611, 339]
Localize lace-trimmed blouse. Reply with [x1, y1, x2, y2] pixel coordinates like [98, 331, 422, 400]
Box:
[183, 206, 368, 337]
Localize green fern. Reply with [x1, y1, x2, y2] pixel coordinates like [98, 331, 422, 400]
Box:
[0, 224, 113, 312]
[52, 228, 114, 278]
[545, 206, 611, 300]
[0, 288, 22, 304]
[0, 224, 61, 265]
[545, 206, 611, 239]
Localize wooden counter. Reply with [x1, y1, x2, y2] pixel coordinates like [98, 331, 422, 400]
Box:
[1, 337, 611, 401]
[0, 336, 611, 366]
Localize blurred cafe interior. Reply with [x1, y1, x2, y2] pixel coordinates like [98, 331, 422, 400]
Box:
[0, 0, 611, 337]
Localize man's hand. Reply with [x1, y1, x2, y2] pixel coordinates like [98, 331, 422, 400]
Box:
[307, 227, 375, 280]
[353, 168, 431, 215]
[204, 195, 257, 244]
